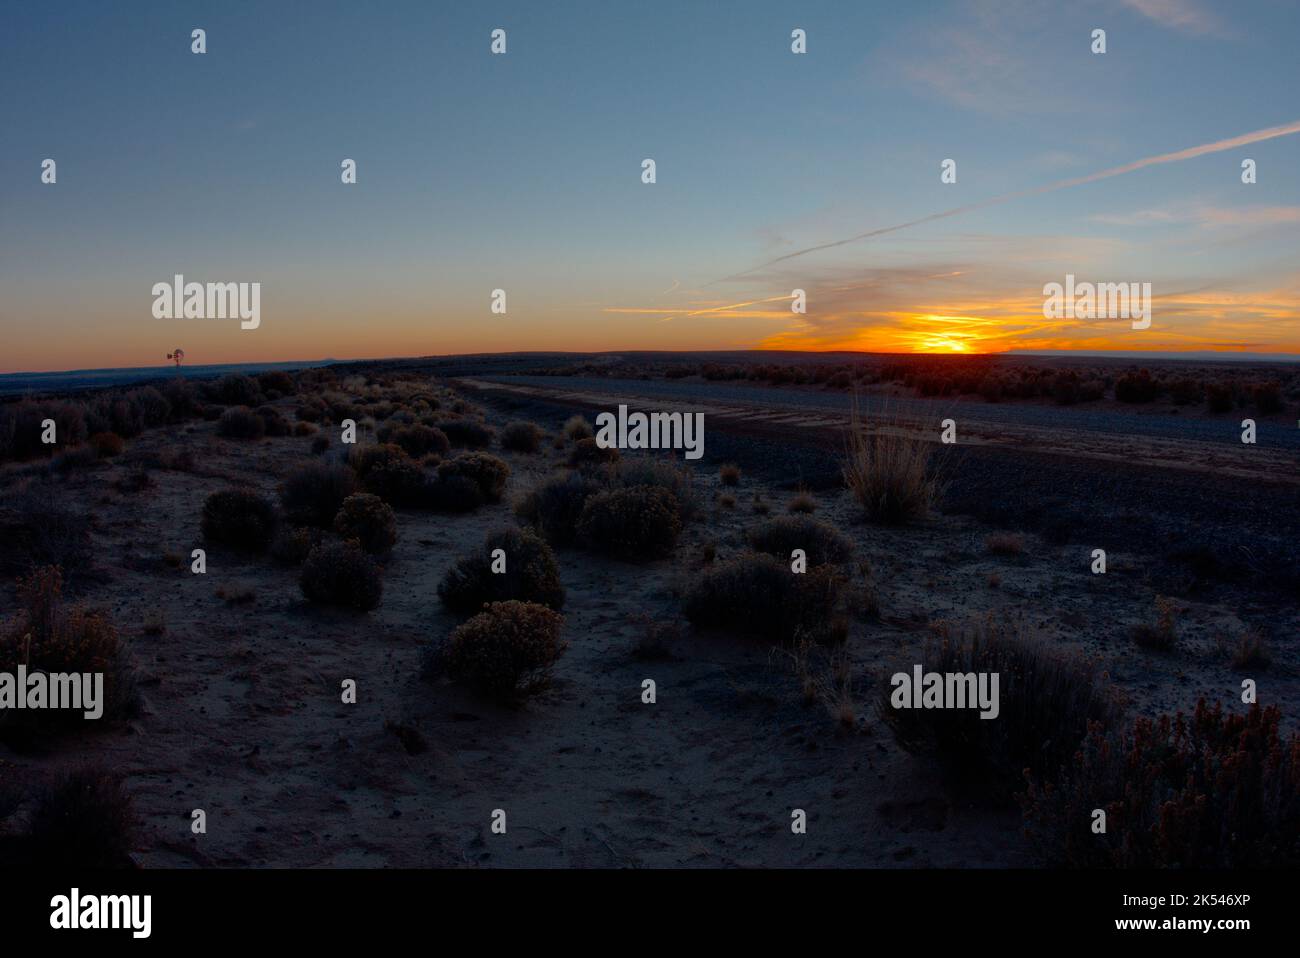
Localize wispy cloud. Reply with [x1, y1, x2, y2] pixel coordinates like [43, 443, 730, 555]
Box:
[1120, 0, 1224, 36]
[1092, 204, 1300, 228]
[715, 119, 1300, 284]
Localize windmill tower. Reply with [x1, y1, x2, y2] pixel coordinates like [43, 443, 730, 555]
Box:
[167, 347, 185, 369]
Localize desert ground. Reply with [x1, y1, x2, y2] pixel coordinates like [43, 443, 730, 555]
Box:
[1, 354, 1296, 868]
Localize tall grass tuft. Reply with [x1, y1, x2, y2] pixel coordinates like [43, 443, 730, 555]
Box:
[842, 398, 941, 524]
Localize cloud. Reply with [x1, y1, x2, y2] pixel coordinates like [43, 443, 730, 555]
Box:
[1120, 0, 1224, 35]
[877, 0, 1072, 115]
[1091, 205, 1300, 228]
[714, 119, 1300, 284]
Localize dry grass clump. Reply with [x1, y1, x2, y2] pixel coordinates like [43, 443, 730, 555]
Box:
[745, 515, 854, 568]
[787, 490, 817, 513]
[201, 489, 278, 551]
[300, 540, 383, 611]
[842, 402, 940, 524]
[630, 612, 680, 661]
[781, 639, 858, 726]
[333, 492, 398, 554]
[719, 463, 741, 486]
[879, 614, 1117, 799]
[1022, 701, 1300, 867]
[682, 552, 846, 643]
[427, 600, 566, 699]
[438, 527, 564, 614]
[1225, 629, 1271, 670]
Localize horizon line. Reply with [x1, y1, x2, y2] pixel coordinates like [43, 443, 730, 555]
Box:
[5, 347, 1300, 379]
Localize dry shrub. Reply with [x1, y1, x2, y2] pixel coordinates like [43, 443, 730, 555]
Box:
[438, 527, 564, 614]
[380, 423, 449, 458]
[1132, 596, 1177, 651]
[201, 489, 278, 551]
[613, 458, 698, 520]
[719, 463, 741, 486]
[216, 405, 265, 439]
[577, 486, 681, 560]
[746, 515, 853, 567]
[300, 540, 383, 611]
[281, 461, 359, 528]
[569, 437, 620, 468]
[310, 434, 330, 454]
[256, 405, 291, 437]
[333, 492, 398, 554]
[879, 615, 1118, 799]
[0, 484, 93, 576]
[438, 418, 495, 449]
[431, 600, 566, 699]
[433, 452, 509, 505]
[984, 532, 1024, 556]
[209, 373, 263, 407]
[0, 567, 138, 741]
[682, 552, 846, 643]
[51, 444, 99, 472]
[349, 442, 426, 506]
[500, 420, 544, 453]
[27, 766, 136, 868]
[269, 525, 321, 565]
[89, 432, 124, 458]
[563, 415, 593, 441]
[842, 402, 940, 524]
[515, 472, 600, 544]
[1022, 701, 1300, 867]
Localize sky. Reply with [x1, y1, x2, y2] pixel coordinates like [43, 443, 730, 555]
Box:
[2, 0, 1299, 373]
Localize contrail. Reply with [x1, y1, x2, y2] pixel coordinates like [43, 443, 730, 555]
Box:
[714, 118, 1300, 284]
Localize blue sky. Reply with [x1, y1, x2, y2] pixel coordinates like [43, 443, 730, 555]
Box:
[2, 0, 1298, 370]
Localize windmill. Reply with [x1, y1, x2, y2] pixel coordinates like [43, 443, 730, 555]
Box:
[167, 348, 185, 369]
